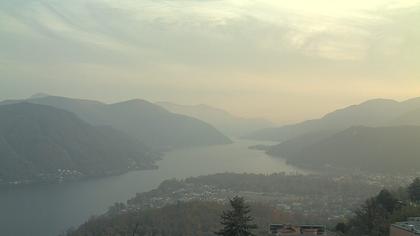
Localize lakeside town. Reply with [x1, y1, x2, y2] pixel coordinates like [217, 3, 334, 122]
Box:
[110, 172, 415, 226]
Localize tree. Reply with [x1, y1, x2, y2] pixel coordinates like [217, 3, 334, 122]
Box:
[376, 189, 399, 213]
[215, 196, 257, 236]
[344, 189, 399, 236]
[335, 222, 347, 234]
[408, 178, 420, 202]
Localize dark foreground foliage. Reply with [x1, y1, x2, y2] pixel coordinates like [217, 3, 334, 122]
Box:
[215, 196, 257, 236]
[66, 201, 290, 236]
[336, 178, 420, 236]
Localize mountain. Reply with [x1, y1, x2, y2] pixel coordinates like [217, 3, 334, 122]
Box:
[157, 102, 275, 137]
[8, 96, 232, 149]
[29, 93, 51, 99]
[0, 103, 159, 184]
[265, 129, 338, 158]
[247, 98, 420, 141]
[267, 126, 420, 173]
[390, 108, 420, 126]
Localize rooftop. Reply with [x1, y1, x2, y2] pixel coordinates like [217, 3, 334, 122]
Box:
[392, 217, 420, 234]
[269, 224, 326, 235]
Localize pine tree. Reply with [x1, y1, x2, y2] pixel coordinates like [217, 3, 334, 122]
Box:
[376, 189, 399, 213]
[215, 196, 257, 236]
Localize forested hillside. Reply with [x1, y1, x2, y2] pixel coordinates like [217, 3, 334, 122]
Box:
[0, 103, 159, 184]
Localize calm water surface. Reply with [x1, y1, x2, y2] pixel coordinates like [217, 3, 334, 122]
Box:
[0, 140, 306, 236]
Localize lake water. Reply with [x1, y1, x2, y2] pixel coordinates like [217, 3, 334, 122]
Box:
[0, 140, 306, 236]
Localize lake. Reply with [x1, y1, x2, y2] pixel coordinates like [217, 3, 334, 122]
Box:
[0, 139, 306, 236]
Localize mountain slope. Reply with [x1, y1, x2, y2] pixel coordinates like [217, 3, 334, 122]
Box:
[7, 96, 232, 149]
[247, 98, 420, 141]
[267, 126, 420, 173]
[0, 103, 158, 183]
[103, 99, 233, 148]
[390, 108, 420, 126]
[157, 102, 274, 137]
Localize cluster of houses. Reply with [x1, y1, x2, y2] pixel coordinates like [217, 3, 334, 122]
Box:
[268, 217, 420, 236]
[269, 224, 326, 235]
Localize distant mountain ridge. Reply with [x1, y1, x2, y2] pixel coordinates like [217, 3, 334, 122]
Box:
[0, 103, 159, 184]
[244, 96, 420, 173]
[247, 97, 420, 141]
[157, 101, 275, 137]
[1, 95, 232, 149]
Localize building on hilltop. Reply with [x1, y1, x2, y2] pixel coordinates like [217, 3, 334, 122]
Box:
[390, 217, 420, 236]
[269, 224, 326, 235]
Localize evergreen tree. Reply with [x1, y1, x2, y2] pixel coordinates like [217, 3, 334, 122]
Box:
[408, 178, 420, 203]
[341, 189, 399, 236]
[215, 196, 257, 236]
[376, 189, 399, 213]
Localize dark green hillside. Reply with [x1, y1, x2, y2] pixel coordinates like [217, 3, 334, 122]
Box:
[268, 126, 420, 173]
[0, 103, 158, 184]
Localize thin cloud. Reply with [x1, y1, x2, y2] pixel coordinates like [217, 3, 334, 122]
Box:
[1, 0, 420, 122]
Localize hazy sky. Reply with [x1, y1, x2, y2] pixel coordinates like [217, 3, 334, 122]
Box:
[1, 0, 420, 123]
